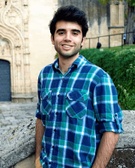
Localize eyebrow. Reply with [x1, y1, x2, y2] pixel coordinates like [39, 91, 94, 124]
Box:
[56, 29, 65, 33]
[56, 29, 81, 33]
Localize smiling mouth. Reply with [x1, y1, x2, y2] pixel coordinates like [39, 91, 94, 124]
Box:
[62, 44, 73, 49]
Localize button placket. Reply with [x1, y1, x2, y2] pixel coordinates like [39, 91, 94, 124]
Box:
[49, 76, 64, 164]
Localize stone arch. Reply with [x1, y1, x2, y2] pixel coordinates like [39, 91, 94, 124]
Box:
[0, 0, 32, 102]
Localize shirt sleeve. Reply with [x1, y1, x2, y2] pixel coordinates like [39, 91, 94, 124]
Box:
[35, 71, 43, 119]
[35, 70, 49, 127]
[93, 74, 123, 134]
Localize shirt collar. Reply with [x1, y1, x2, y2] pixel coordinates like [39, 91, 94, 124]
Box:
[73, 55, 86, 68]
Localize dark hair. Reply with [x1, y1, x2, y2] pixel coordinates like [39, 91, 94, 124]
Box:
[49, 5, 88, 37]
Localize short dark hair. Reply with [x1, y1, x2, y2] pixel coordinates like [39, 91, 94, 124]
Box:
[49, 5, 88, 37]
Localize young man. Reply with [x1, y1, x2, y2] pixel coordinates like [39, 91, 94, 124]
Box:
[35, 5, 123, 168]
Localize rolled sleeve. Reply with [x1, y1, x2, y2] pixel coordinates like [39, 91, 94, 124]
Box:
[35, 70, 47, 127]
[36, 102, 42, 119]
[97, 111, 123, 134]
[93, 74, 123, 134]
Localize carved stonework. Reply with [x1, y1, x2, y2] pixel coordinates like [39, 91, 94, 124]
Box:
[0, 0, 32, 102]
[5, 5, 23, 31]
[0, 37, 11, 57]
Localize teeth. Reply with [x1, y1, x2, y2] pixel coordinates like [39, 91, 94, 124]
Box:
[62, 44, 72, 47]
[64, 45, 70, 47]
[62, 45, 72, 48]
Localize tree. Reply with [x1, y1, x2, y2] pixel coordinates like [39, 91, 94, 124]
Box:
[99, 0, 135, 44]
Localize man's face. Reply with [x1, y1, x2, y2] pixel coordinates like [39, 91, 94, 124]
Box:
[51, 21, 85, 58]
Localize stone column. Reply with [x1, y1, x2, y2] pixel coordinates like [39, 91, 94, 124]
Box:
[110, 0, 119, 26]
[109, 0, 124, 47]
[119, 1, 124, 26]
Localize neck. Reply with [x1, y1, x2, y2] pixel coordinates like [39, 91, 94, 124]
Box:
[58, 54, 79, 73]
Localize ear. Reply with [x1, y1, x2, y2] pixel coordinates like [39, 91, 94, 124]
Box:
[81, 37, 86, 48]
[51, 35, 54, 45]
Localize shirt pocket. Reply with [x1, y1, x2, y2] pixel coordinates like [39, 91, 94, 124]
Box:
[66, 90, 88, 119]
[40, 90, 52, 115]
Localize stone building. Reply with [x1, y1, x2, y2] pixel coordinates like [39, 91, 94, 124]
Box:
[0, 0, 124, 102]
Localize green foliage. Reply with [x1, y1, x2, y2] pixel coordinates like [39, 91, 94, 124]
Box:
[98, 0, 135, 7]
[80, 47, 135, 110]
[98, 0, 109, 5]
[128, 0, 135, 6]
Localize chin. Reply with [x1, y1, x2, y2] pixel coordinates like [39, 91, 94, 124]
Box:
[62, 54, 76, 58]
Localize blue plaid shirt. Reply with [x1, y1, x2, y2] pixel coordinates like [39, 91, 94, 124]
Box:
[36, 55, 123, 168]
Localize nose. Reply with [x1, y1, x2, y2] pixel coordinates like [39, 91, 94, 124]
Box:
[64, 32, 71, 41]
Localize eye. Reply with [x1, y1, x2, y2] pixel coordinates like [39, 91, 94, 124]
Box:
[58, 31, 65, 35]
[72, 31, 80, 36]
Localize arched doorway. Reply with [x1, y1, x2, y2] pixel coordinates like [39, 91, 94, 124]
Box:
[0, 60, 11, 101]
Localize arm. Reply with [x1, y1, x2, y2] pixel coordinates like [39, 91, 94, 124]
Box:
[35, 118, 45, 168]
[92, 132, 119, 168]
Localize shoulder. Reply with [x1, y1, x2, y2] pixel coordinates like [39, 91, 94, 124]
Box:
[80, 55, 112, 85]
[37, 63, 54, 81]
[81, 55, 109, 77]
[39, 62, 54, 75]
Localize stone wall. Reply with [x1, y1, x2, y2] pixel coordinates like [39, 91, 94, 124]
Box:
[29, 0, 57, 95]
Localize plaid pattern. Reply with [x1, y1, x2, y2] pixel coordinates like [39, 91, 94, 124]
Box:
[36, 55, 123, 168]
